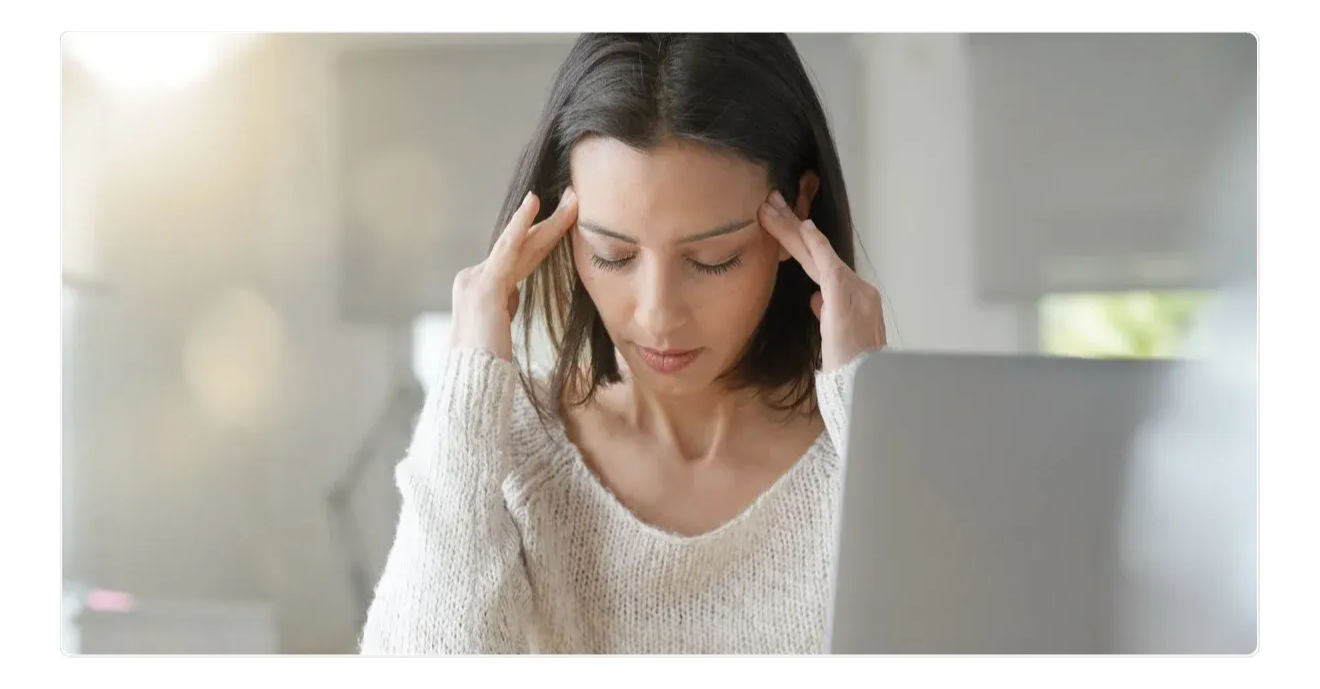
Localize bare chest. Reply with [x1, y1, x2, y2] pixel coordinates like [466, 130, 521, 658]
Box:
[567, 416, 824, 538]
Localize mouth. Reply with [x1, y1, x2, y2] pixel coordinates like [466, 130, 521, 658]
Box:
[634, 345, 703, 374]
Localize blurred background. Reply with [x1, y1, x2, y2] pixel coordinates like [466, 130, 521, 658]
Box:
[60, 32, 1256, 654]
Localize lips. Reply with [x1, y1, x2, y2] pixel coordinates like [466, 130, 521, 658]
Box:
[635, 345, 702, 374]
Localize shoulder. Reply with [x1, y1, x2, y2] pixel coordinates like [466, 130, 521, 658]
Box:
[502, 358, 580, 501]
[426, 346, 576, 479]
[506, 359, 564, 448]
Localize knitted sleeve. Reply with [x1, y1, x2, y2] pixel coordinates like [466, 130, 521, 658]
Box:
[814, 351, 872, 463]
[359, 346, 533, 654]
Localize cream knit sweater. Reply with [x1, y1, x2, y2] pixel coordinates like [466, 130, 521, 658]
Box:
[359, 346, 862, 655]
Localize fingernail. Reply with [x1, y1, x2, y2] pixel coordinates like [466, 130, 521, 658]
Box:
[559, 187, 576, 207]
[770, 190, 789, 211]
[523, 191, 534, 205]
[762, 200, 780, 217]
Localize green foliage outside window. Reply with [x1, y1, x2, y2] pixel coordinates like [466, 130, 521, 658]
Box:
[1040, 291, 1209, 360]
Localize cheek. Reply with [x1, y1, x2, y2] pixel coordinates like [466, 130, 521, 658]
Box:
[692, 255, 780, 334]
[572, 246, 628, 325]
[742, 236, 786, 301]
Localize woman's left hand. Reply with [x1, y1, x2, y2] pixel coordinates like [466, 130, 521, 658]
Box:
[759, 190, 886, 373]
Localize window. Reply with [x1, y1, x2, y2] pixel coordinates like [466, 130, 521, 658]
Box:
[411, 312, 453, 394]
[1039, 291, 1211, 360]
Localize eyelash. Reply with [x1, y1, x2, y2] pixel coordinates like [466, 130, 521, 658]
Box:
[590, 254, 743, 276]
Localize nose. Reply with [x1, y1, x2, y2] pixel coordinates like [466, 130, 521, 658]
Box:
[634, 259, 690, 341]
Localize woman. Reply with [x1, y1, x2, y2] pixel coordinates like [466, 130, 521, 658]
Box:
[360, 33, 885, 654]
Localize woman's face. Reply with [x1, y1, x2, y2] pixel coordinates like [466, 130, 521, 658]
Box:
[568, 137, 791, 397]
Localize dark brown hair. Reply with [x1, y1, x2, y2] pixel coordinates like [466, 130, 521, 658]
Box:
[490, 33, 856, 422]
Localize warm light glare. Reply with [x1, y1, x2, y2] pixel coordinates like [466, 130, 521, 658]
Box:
[182, 287, 287, 432]
[63, 32, 250, 95]
[85, 589, 135, 612]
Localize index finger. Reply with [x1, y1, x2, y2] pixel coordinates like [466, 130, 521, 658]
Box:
[489, 190, 541, 270]
[513, 187, 579, 281]
[799, 218, 850, 285]
[758, 193, 822, 285]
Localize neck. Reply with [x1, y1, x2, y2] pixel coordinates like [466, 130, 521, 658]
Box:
[621, 376, 761, 464]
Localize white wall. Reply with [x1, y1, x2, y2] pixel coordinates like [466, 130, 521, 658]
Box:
[852, 34, 1024, 354]
[63, 33, 1023, 654]
[63, 36, 392, 653]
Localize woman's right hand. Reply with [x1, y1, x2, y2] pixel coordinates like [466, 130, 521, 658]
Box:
[450, 188, 579, 362]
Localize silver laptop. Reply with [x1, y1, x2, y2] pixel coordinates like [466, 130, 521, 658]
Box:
[825, 351, 1207, 654]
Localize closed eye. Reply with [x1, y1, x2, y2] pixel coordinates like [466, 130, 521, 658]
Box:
[688, 255, 742, 276]
[591, 254, 635, 271]
[589, 253, 744, 275]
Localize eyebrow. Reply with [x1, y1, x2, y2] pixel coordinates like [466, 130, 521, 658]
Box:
[577, 218, 757, 245]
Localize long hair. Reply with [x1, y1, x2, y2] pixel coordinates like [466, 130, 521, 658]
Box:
[489, 33, 856, 423]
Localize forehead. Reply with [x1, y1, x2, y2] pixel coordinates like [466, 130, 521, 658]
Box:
[569, 137, 770, 240]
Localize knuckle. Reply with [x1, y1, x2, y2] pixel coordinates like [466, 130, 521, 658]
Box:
[455, 264, 498, 292]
